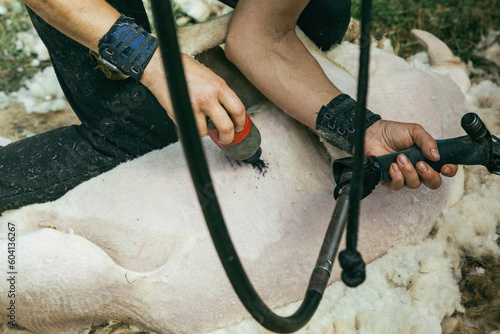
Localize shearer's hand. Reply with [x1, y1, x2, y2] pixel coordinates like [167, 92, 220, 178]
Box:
[363, 120, 458, 190]
[141, 50, 246, 144]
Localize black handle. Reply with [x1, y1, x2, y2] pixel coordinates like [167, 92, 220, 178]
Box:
[375, 135, 491, 181]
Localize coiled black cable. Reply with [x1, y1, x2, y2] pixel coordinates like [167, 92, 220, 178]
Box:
[338, 0, 373, 287]
[149, 0, 372, 331]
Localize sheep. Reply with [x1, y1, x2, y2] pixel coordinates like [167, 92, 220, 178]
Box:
[1, 18, 491, 334]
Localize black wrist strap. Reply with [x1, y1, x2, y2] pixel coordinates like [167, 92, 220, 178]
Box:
[98, 14, 158, 81]
[316, 94, 381, 153]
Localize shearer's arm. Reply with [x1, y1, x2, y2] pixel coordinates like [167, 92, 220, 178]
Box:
[21, 0, 246, 144]
[225, 0, 457, 190]
[23, 0, 118, 51]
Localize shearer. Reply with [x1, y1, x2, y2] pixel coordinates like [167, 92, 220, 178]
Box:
[0, 0, 457, 212]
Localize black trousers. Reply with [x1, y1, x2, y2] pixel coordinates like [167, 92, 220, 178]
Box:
[0, 0, 350, 213]
[221, 0, 352, 50]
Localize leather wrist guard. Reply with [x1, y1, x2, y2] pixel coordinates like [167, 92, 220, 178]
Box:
[98, 14, 158, 81]
[316, 94, 381, 153]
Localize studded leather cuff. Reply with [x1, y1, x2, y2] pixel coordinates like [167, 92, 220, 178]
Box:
[315, 94, 381, 153]
[98, 15, 158, 81]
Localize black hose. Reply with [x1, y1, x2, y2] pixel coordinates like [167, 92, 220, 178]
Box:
[149, 1, 322, 331]
[149, 0, 371, 331]
[338, 0, 372, 287]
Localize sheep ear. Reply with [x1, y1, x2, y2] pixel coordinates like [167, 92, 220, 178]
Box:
[412, 29, 470, 93]
[411, 29, 460, 67]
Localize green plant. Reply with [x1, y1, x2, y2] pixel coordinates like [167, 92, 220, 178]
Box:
[351, 0, 500, 62]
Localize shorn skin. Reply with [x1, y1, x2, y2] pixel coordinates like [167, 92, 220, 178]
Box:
[0, 30, 470, 333]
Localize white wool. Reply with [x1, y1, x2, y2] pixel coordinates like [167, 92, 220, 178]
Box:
[436, 166, 500, 259]
[0, 91, 10, 109]
[0, 136, 12, 146]
[406, 51, 430, 69]
[210, 238, 464, 334]
[20, 130, 37, 138]
[172, 0, 230, 21]
[9, 66, 67, 114]
[15, 29, 50, 61]
[381, 38, 395, 53]
[467, 80, 500, 114]
[473, 267, 485, 275]
[2, 26, 61, 114]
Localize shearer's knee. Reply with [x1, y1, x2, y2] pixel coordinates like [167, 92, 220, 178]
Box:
[225, 0, 306, 63]
[224, 0, 352, 55]
[298, 0, 352, 50]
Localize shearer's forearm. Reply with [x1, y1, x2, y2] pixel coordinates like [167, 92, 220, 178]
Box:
[22, 0, 120, 51]
[225, 1, 342, 129]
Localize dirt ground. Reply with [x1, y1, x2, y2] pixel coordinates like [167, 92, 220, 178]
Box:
[442, 254, 500, 333]
[0, 103, 79, 141]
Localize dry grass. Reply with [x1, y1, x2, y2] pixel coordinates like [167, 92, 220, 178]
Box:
[352, 0, 500, 62]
